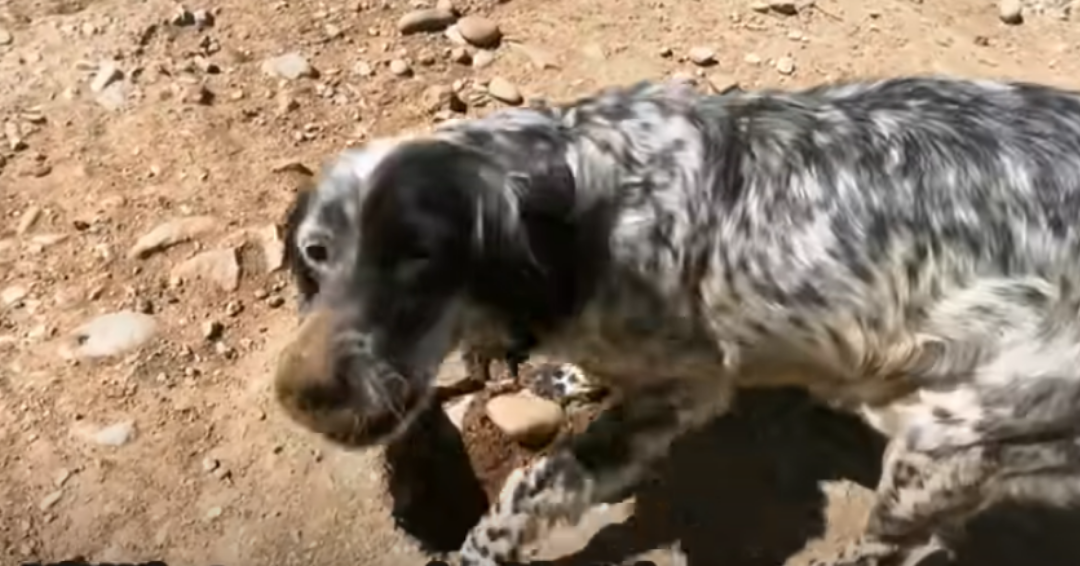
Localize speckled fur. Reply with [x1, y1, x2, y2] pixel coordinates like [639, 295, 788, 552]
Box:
[276, 76, 1080, 565]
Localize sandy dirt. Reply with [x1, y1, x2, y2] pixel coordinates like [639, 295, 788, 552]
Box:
[2, 0, 1080, 564]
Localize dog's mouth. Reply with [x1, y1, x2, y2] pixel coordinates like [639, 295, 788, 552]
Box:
[273, 309, 433, 448]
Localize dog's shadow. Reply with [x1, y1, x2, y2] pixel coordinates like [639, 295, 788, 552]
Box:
[386, 388, 1080, 566]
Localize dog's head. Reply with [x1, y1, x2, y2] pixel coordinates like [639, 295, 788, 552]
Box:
[273, 134, 601, 447]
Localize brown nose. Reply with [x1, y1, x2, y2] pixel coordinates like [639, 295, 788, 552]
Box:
[273, 308, 358, 439]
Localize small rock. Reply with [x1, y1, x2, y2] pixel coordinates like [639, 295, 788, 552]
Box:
[181, 83, 213, 105]
[775, 56, 796, 75]
[444, 24, 468, 45]
[456, 16, 501, 47]
[255, 224, 285, 272]
[95, 82, 128, 111]
[389, 59, 412, 76]
[201, 457, 220, 473]
[39, 490, 63, 511]
[92, 420, 136, 446]
[750, 0, 770, 12]
[1, 285, 28, 306]
[271, 160, 313, 176]
[170, 248, 240, 292]
[688, 46, 717, 66]
[128, 216, 218, 259]
[261, 52, 317, 80]
[224, 300, 244, 317]
[54, 468, 71, 487]
[471, 49, 495, 68]
[658, 46, 673, 58]
[998, 0, 1023, 24]
[90, 61, 123, 93]
[0, 28, 12, 45]
[444, 394, 474, 430]
[397, 8, 457, 34]
[206, 506, 223, 520]
[67, 311, 157, 358]
[422, 84, 467, 113]
[485, 390, 564, 446]
[744, 53, 763, 65]
[4, 121, 26, 151]
[449, 47, 471, 64]
[267, 295, 285, 308]
[324, 23, 343, 39]
[707, 75, 740, 95]
[486, 77, 522, 105]
[768, 0, 799, 15]
[353, 60, 375, 77]
[192, 9, 214, 28]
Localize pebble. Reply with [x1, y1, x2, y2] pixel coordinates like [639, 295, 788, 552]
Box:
[201, 457, 220, 473]
[768, 0, 799, 14]
[444, 24, 468, 45]
[3, 121, 23, 151]
[397, 8, 457, 34]
[389, 59, 412, 76]
[1, 285, 28, 306]
[90, 61, 123, 93]
[750, 0, 770, 12]
[170, 248, 241, 291]
[92, 420, 136, 446]
[353, 60, 375, 77]
[456, 16, 501, 47]
[0, 28, 12, 45]
[450, 47, 471, 64]
[39, 490, 63, 511]
[688, 46, 717, 66]
[261, 52, 317, 80]
[486, 77, 523, 105]
[998, 0, 1023, 24]
[485, 390, 564, 446]
[95, 82, 128, 111]
[444, 394, 474, 430]
[775, 56, 796, 75]
[206, 506, 223, 520]
[128, 216, 218, 259]
[67, 311, 157, 359]
[471, 49, 495, 68]
[707, 75, 740, 94]
[255, 224, 285, 272]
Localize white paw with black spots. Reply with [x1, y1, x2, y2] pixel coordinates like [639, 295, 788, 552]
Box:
[524, 362, 601, 404]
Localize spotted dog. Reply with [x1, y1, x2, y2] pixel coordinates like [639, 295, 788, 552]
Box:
[274, 76, 1080, 565]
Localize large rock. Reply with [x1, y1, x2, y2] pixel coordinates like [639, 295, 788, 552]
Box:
[485, 390, 564, 447]
[65, 311, 157, 359]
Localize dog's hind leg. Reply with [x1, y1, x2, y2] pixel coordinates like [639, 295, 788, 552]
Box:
[812, 436, 995, 566]
[458, 378, 733, 566]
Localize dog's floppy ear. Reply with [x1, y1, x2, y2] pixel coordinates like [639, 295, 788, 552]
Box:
[281, 184, 320, 311]
[361, 139, 530, 272]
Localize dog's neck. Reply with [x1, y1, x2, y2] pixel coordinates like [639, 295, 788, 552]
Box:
[437, 110, 614, 370]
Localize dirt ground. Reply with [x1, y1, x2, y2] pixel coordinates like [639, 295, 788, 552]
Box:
[2, 0, 1080, 564]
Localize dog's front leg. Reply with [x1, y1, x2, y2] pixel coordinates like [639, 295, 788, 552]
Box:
[459, 378, 733, 566]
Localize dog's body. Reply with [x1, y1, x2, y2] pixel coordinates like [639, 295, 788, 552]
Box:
[276, 76, 1080, 565]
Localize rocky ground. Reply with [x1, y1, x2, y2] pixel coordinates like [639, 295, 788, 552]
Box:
[2, 0, 1080, 564]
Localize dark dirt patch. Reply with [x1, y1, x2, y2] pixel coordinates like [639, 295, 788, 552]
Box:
[460, 383, 605, 501]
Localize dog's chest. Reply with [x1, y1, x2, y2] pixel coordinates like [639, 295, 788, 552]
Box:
[540, 277, 727, 388]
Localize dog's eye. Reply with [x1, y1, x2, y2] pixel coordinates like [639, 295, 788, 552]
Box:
[304, 243, 330, 265]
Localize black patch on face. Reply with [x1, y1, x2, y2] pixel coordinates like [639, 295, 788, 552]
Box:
[282, 187, 321, 309]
